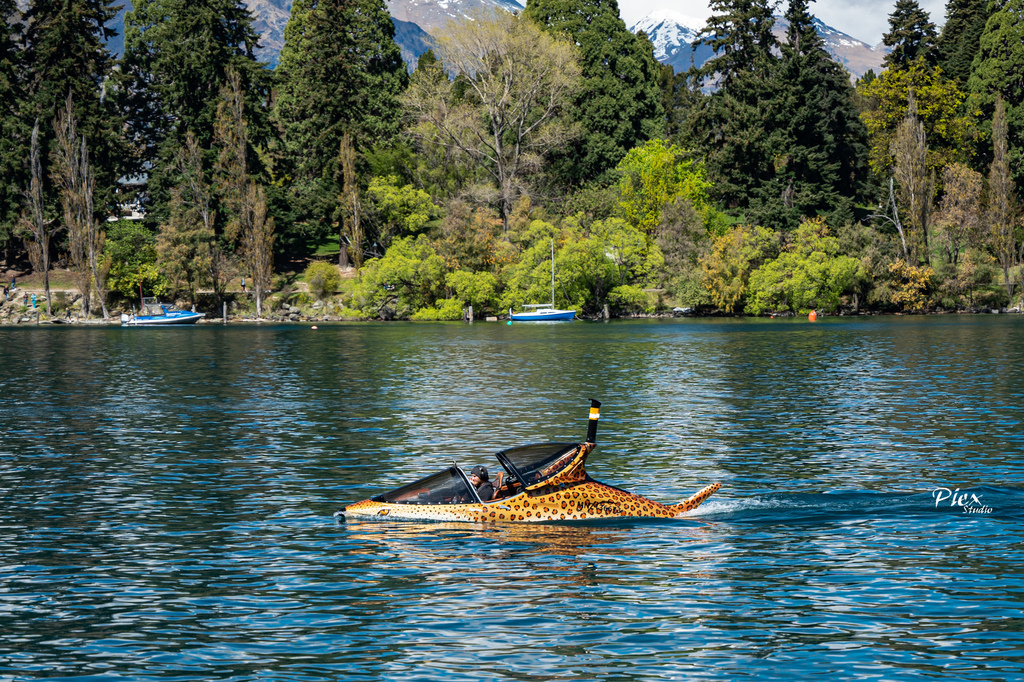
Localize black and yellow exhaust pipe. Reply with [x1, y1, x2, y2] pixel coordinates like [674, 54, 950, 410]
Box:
[586, 399, 601, 443]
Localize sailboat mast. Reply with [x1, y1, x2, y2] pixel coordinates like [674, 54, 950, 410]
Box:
[551, 238, 555, 306]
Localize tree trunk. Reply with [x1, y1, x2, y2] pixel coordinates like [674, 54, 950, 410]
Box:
[339, 236, 350, 268]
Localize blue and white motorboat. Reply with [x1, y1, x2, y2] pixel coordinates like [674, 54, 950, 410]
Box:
[120, 298, 205, 326]
[508, 239, 576, 322]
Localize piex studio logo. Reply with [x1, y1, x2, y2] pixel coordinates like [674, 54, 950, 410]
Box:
[933, 487, 992, 514]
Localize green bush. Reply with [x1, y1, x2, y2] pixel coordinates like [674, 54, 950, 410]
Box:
[304, 261, 341, 300]
[745, 218, 860, 315]
[349, 235, 447, 319]
[607, 285, 652, 314]
[410, 298, 465, 320]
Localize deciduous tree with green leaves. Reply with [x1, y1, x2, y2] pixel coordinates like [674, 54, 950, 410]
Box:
[700, 223, 780, 312]
[349, 235, 448, 319]
[746, 217, 860, 314]
[404, 10, 580, 229]
[861, 60, 975, 179]
[365, 176, 440, 248]
[614, 139, 717, 235]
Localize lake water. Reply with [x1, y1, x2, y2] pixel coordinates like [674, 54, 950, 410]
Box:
[3, 317, 1024, 681]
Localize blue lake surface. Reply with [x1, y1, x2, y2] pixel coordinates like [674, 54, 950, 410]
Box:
[2, 317, 1024, 681]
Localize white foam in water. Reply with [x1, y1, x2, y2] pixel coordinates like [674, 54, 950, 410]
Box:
[678, 495, 834, 517]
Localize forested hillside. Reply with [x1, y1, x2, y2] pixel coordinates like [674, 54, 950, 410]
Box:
[1, 0, 1022, 321]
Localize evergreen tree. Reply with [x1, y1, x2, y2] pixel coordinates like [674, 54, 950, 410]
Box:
[0, 0, 25, 244]
[967, 0, 1024, 188]
[936, 0, 992, 84]
[691, 0, 778, 88]
[659, 63, 704, 148]
[749, 0, 869, 228]
[524, 0, 665, 185]
[121, 0, 272, 225]
[687, 0, 779, 213]
[274, 0, 408, 236]
[21, 0, 122, 213]
[882, 0, 938, 71]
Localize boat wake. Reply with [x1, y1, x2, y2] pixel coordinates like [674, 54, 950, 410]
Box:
[679, 485, 1024, 523]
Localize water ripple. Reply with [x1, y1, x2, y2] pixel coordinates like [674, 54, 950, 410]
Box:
[2, 318, 1024, 680]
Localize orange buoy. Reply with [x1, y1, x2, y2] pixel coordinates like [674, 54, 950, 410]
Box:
[311, 325, 318, 330]
[808, 310, 817, 322]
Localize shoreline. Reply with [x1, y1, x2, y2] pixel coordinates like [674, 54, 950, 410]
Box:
[2, 306, 1021, 326]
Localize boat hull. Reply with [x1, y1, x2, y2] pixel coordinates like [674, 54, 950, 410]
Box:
[121, 312, 205, 326]
[341, 480, 721, 523]
[509, 309, 576, 321]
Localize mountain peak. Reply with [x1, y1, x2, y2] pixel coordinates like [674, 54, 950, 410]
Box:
[632, 9, 884, 80]
[629, 11, 704, 63]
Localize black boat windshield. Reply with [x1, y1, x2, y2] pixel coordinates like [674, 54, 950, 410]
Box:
[496, 442, 579, 487]
[372, 467, 476, 505]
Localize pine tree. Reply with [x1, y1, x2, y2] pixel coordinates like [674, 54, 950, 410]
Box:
[121, 0, 272, 227]
[749, 0, 869, 228]
[692, 0, 778, 88]
[274, 0, 408, 234]
[966, 0, 1024, 188]
[21, 0, 122, 214]
[882, 0, 938, 71]
[524, 0, 665, 185]
[936, 0, 993, 84]
[687, 0, 780, 213]
[0, 0, 25, 248]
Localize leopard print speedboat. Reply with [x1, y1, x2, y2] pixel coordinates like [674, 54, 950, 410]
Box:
[335, 401, 721, 523]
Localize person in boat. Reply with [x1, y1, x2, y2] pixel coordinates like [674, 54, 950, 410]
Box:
[469, 465, 494, 502]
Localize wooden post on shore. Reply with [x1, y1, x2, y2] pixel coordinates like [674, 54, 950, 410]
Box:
[603, 303, 610, 320]
[466, 305, 473, 323]
[223, 301, 227, 323]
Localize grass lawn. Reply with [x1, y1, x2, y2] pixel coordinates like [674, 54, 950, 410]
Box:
[10, 268, 79, 292]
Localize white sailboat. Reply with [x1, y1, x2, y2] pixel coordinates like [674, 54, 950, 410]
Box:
[509, 239, 576, 321]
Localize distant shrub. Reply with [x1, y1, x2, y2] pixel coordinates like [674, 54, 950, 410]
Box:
[886, 260, 934, 312]
[304, 261, 341, 300]
[410, 298, 465, 320]
[607, 285, 652, 314]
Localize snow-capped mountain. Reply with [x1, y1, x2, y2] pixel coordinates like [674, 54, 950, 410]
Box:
[630, 10, 886, 80]
[632, 9, 702, 61]
[388, 0, 525, 32]
[771, 15, 888, 79]
[631, 9, 715, 74]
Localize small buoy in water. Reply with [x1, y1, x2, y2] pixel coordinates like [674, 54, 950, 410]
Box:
[507, 320, 512, 325]
[311, 325, 318, 330]
[808, 310, 817, 322]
